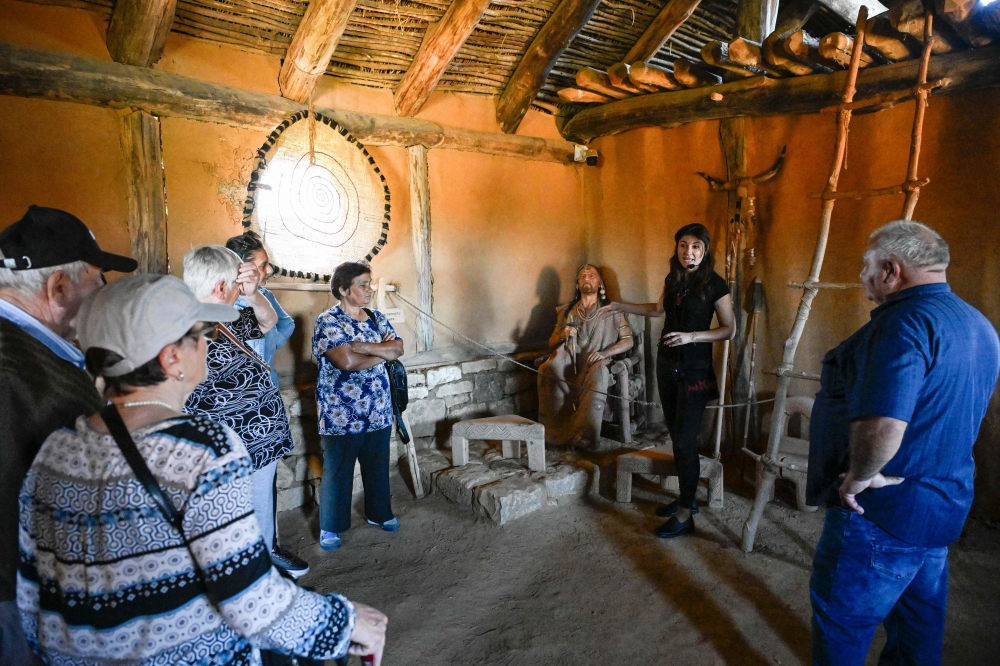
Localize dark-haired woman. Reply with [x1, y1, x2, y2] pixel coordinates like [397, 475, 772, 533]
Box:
[539, 264, 633, 449]
[602, 224, 734, 538]
[313, 261, 403, 551]
[224, 232, 307, 575]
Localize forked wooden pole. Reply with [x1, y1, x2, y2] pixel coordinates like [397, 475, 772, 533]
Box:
[901, 12, 934, 221]
[741, 6, 870, 553]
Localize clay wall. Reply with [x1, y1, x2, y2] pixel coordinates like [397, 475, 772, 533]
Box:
[585, 92, 1000, 518]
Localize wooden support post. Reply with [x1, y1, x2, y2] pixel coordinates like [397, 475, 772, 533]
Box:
[119, 110, 168, 274]
[408, 145, 434, 353]
[106, 0, 177, 67]
[495, 0, 604, 134]
[623, 0, 704, 63]
[742, 7, 870, 553]
[278, 0, 358, 103]
[394, 0, 492, 117]
[736, 0, 779, 44]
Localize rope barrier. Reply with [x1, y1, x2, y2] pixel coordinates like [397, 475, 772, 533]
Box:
[389, 291, 773, 411]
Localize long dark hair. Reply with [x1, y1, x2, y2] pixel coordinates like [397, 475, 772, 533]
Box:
[566, 264, 611, 312]
[664, 223, 716, 301]
[225, 231, 265, 261]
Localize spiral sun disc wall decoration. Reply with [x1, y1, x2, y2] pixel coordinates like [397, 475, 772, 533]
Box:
[242, 111, 390, 281]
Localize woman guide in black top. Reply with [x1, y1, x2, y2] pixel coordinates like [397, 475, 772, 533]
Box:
[600, 223, 735, 538]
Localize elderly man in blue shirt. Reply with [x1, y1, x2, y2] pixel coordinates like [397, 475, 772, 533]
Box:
[807, 220, 1000, 665]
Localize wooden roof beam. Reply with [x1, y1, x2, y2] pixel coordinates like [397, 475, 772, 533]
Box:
[394, 0, 493, 117]
[106, 0, 177, 67]
[278, 0, 358, 103]
[624, 0, 704, 64]
[561, 44, 1000, 141]
[0, 42, 580, 164]
[496, 0, 604, 135]
[816, 0, 887, 24]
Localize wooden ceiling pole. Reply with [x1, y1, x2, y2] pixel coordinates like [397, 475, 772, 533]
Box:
[106, 0, 177, 67]
[0, 43, 580, 164]
[558, 43, 1000, 141]
[495, 0, 604, 135]
[278, 0, 358, 103]
[394, 0, 493, 117]
[624, 0, 704, 64]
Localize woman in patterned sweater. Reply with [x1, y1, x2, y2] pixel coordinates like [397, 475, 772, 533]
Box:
[17, 274, 386, 665]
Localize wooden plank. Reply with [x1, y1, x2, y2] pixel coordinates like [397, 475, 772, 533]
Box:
[624, 0, 704, 64]
[278, 0, 358, 103]
[0, 43, 579, 164]
[408, 145, 434, 353]
[558, 87, 613, 103]
[495, 0, 604, 134]
[819, 33, 875, 68]
[576, 67, 633, 99]
[816, 0, 886, 24]
[394, 0, 493, 117]
[762, 0, 820, 76]
[561, 43, 1000, 141]
[736, 0, 779, 44]
[106, 0, 177, 67]
[866, 16, 920, 61]
[890, 0, 961, 54]
[628, 61, 682, 90]
[119, 110, 168, 274]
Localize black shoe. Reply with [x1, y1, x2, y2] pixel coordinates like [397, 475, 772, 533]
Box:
[654, 500, 700, 518]
[271, 546, 310, 578]
[655, 516, 695, 539]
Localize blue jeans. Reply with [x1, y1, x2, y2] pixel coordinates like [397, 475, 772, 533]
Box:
[319, 428, 393, 533]
[251, 460, 278, 550]
[811, 507, 948, 666]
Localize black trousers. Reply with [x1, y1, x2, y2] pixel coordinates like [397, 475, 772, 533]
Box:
[656, 354, 710, 509]
[319, 426, 394, 533]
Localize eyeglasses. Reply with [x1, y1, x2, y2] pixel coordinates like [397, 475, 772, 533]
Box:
[180, 324, 219, 343]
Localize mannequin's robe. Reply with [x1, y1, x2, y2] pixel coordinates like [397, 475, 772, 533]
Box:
[538, 304, 631, 449]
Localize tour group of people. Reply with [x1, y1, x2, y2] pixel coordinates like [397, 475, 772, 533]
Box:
[1, 203, 996, 666]
[0, 206, 396, 664]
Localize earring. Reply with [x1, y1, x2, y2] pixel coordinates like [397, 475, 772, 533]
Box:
[178, 372, 185, 381]
[599, 286, 606, 297]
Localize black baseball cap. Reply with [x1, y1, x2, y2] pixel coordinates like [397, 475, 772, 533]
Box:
[0, 206, 138, 273]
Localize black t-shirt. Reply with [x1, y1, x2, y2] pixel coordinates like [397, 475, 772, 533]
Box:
[660, 271, 730, 370]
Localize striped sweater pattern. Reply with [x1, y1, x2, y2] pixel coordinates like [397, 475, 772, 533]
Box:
[17, 415, 354, 665]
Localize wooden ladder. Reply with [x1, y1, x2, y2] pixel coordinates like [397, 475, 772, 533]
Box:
[740, 6, 941, 553]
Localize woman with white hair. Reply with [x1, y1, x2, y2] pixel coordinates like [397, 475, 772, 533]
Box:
[17, 274, 387, 665]
[181, 246, 303, 576]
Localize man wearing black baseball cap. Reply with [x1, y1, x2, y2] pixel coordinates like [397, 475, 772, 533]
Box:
[0, 205, 136, 663]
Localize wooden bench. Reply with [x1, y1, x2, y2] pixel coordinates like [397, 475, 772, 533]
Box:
[616, 444, 723, 509]
[451, 415, 546, 473]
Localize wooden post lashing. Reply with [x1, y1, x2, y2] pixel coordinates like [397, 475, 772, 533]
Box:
[741, 6, 870, 553]
[119, 109, 168, 274]
[901, 12, 935, 220]
[407, 145, 434, 353]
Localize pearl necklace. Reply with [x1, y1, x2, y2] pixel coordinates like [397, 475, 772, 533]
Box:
[120, 400, 175, 410]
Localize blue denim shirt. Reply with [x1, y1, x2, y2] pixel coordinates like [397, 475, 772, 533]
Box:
[809, 283, 1000, 547]
[236, 287, 294, 387]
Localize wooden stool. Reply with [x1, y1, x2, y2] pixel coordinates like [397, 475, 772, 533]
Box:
[451, 415, 546, 473]
[616, 444, 723, 509]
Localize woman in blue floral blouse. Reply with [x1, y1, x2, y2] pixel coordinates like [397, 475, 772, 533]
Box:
[313, 261, 404, 551]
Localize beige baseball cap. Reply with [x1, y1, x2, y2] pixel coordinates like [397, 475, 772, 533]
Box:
[77, 274, 239, 377]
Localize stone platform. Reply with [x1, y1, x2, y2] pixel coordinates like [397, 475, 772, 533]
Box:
[403, 442, 595, 525]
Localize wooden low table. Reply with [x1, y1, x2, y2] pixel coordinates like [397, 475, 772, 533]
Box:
[451, 415, 546, 473]
[616, 444, 723, 509]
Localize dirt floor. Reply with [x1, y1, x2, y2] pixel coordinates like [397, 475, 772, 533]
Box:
[278, 454, 1000, 666]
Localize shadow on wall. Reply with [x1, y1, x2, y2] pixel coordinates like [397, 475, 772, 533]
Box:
[513, 266, 561, 353]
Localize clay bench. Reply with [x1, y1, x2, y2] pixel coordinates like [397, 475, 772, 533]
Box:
[451, 415, 546, 473]
[616, 444, 724, 509]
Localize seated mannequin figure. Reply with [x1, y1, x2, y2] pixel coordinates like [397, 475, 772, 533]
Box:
[538, 265, 633, 449]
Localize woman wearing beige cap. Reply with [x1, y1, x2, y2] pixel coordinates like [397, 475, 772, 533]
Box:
[16, 274, 387, 666]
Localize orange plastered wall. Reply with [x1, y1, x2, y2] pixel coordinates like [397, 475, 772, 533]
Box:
[588, 93, 1000, 518]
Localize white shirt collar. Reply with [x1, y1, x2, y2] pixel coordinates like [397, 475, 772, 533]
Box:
[0, 298, 87, 369]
